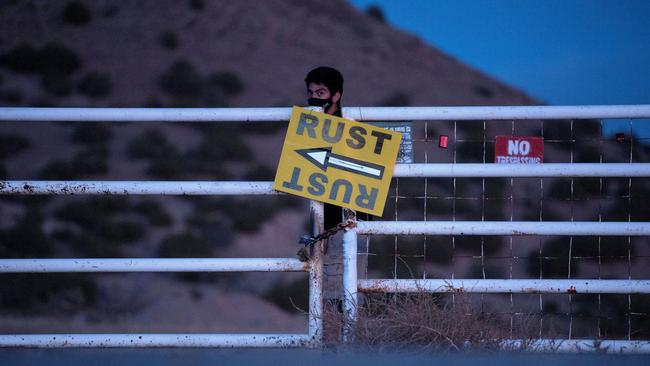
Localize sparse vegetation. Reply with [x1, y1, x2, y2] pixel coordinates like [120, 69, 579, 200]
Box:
[0, 133, 30, 159]
[63, 1, 93, 26]
[158, 231, 213, 258]
[243, 163, 275, 181]
[0, 42, 81, 97]
[77, 72, 112, 99]
[39, 43, 82, 77]
[473, 84, 493, 99]
[365, 5, 386, 23]
[377, 91, 411, 106]
[263, 278, 309, 313]
[189, 0, 205, 12]
[345, 292, 537, 351]
[41, 71, 74, 96]
[207, 71, 244, 96]
[127, 129, 178, 160]
[0, 89, 24, 104]
[71, 145, 109, 175]
[189, 125, 253, 161]
[185, 211, 232, 245]
[0, 207, 96, 312]
[38, 144, 109, 179]
[71, 123, 113, 145]
[53, 197, 147, 257]
[159, 60, 204, 105]
[134, 200, 173, 227]
[159, 31, 179, 50]
[158, 59, 245, 107]
[38, 160, 79, 180]
[0, 207, 51, 258]
[0, 273, 97, 313]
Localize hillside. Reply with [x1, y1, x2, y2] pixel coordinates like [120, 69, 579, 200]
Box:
[1, 0, 648, 338]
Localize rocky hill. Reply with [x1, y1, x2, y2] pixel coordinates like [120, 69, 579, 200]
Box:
[1, 0, 648, 337]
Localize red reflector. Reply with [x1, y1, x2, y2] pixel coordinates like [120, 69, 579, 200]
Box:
[439, 135, 448, 148]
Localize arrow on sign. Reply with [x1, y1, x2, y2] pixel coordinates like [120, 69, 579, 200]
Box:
[296, 147, 385, 180]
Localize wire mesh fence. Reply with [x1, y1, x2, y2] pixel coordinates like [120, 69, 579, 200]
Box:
[360, 117, 650, 340]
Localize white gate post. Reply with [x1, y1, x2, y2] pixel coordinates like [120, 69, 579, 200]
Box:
[308, 201, 324, 346]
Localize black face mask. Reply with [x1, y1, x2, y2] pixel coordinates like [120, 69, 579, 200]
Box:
[308, 97, 332, 111]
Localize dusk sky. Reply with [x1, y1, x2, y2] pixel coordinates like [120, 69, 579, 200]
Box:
[349, 0, 650, 106]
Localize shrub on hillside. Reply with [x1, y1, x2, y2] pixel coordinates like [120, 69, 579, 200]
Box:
[0, 89, 24, 104]
[134, 200, 173, 227]
[207, 71, 244, 96]
[189, 125, 253, 161]
[159, 59, 204, 104]
[127, 129, 179, 160]
[0, 42, 81, 91]
[0, 43, 41, 74]
[71, 123, 113, 145]
[0, 133, 30, 160]
[365, 5, 385, 23]
[158, 232, 214, 258]
[159, 31, 179, 50]
[0, 273, 96, 312]
[243, 164, 275, 181]
[185, 212, 232, 246]
[263, 277, 309, 314]
[39, 43, 82, 77]
[377, 92, 410, 107]
[54, 197, 146, 256]
[41, 72, 74, 96]
[0, 207, 51, 258]
[38, 160, 80, 180]
[77, 72, 112, 99]
[189, 0, 205, 11]
[63, 1, 93, 26]
[54, 230, 125, 258]
[141, 156, 184, 179]
[0, 212, 95, 313]
[72, 145, 109, 176]
[158, 60, 245, 107]
[473, 84, 493, 99]
[350, 293, 537, 352]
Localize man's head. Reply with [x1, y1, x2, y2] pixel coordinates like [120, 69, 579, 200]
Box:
[305, 66, 343, 115]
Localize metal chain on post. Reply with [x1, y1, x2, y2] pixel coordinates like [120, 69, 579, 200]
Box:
[297, 212, 358, 262]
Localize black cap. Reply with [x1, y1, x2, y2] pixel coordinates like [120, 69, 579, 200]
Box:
[305, 66, 344, 94]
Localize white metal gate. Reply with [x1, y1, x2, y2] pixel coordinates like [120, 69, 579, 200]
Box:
[2, 105, 650, 352]
[0, 107, 325, 348]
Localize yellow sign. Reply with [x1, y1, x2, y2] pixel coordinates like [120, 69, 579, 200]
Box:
[273, 106, 402, 216]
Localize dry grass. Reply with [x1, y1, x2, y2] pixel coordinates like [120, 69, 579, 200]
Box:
[324, 292, 541, 353]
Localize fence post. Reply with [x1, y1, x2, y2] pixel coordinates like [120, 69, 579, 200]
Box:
[308, 201, 324, 347]
[342, 210, 358, 343]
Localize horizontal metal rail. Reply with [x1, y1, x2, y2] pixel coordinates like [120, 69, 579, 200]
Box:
[504, 339, 650, 354]
[343, 105, 650, 121]
[358, 279, 650, 294]
[2, 105, 649, 122]
[0, 334, 311, 348]
[0, 181, 277, 195]
[0, 258, 308, 273]
[0, 107, 296, 122]
[2, 162, 650, 195]
[393, 163, 650, 178]
[355, 221, 650, 236]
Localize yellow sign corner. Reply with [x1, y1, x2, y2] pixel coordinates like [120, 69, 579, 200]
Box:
[273, 106, 402, 216]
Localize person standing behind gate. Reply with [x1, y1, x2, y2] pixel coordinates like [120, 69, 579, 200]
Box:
[304, 67, 370, 340]
[305, 66, 345, 229]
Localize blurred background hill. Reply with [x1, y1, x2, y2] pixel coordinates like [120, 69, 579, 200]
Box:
[0, 0, 648, 338]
